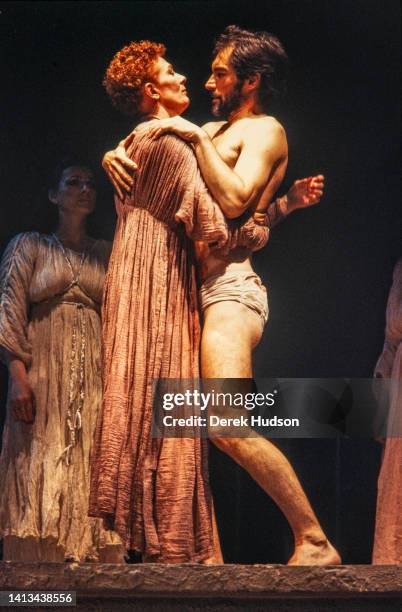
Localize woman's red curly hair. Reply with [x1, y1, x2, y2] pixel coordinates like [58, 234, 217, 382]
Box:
[103, 40, 166, 116]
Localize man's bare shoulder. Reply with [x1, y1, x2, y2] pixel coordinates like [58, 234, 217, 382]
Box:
[240, 116, 287, 155]
[201, 121, 226, 138]
[242, 115, 285, 136]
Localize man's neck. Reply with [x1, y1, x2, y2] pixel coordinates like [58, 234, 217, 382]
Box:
[227, 98, 265, 125]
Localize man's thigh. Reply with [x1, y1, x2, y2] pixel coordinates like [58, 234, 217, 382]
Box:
[201, 301, 263, 378]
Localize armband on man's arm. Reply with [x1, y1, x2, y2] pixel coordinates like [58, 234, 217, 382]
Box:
[265, 196, 288, 229]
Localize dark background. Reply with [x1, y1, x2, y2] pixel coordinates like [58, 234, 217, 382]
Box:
[0, 0, 400, 563]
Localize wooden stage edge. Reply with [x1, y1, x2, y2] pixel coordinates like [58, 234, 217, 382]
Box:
[1, 563, 402, 610]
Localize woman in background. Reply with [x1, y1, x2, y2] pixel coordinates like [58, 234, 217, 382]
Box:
[373, 258, 402, 563]
[0, 160, 124, 562]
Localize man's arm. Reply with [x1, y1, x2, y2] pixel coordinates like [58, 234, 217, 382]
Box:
[102, 132, 138, 199]
[147, 116, 287, 219]
[265, 175, 325, 228]
[196, 120, 287, 218]
[102, 127, 324, 219]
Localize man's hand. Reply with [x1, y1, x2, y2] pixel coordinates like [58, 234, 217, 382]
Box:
[286, 175, 325, 213]
[147, 117, 205, 144]
[102, 131, 138, 199]
[10, 374, 35, 424]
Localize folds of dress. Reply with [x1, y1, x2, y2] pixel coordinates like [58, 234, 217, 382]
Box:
[373, 259, 402, 563]
[89, 128, 270, 562]
[0, 232, 124, 562]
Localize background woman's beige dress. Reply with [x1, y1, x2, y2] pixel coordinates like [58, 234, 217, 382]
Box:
[373, 259, 402, 563]
[0, 232, 124, 561]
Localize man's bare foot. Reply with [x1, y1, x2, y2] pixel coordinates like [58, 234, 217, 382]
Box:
[287, 533, 341, 566]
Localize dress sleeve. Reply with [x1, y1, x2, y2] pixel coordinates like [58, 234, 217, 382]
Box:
[374, 340, 396, 379]
[374, 260, 402, 378]
[0, 232, 39, 367]
[175, 173, 229, 249]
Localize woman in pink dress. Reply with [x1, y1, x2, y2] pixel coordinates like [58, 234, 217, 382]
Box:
[373, 259, 402, 563]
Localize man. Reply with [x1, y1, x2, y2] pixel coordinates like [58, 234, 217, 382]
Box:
[103, 26, 340, 565]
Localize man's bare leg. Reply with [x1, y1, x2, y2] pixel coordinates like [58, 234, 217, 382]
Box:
[201, 300, 341, 565]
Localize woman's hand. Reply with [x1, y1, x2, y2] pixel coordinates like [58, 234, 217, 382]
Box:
[9, 373, 35, 424]
[102, 131, 138, 199]
[147, 117, 205, 144]
[286, 175, 325, 213]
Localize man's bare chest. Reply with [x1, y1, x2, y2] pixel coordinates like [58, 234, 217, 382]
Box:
[211, 124, 242, 168]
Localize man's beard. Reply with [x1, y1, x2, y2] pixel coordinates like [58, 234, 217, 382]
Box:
[211, 81, 244, 119]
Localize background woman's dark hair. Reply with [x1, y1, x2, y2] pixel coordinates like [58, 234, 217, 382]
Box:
[214, 25, 289, 110]
[48, 157, 94, 192]
[27, 156, 97, 235]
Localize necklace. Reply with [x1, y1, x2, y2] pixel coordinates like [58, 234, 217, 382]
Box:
[52, 233, 92, 288]
[52, 233, 91, 467]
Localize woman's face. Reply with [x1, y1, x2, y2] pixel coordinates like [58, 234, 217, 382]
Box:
[150, 56, 189, 116]
[50, 166, 96, 215]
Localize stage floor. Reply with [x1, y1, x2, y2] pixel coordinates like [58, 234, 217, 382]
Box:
[1, 563, 402, 610]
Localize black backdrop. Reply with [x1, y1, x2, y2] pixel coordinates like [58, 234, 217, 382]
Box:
[0, 0, 400, 563]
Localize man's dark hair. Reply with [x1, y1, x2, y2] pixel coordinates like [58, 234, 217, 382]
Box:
[214, 25, 288, 110]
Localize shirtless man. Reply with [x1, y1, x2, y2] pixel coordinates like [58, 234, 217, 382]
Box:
[104, 26, 340, 565]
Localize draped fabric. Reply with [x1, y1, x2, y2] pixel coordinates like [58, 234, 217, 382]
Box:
[373, 259, 402, 563]
[224, 212, 270, 254]
[89, 130, 231, 562]
[176, 183, 270, 255]
[0, 232, 124, 561]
